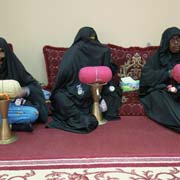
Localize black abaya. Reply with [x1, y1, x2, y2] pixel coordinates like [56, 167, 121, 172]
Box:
[139, 27, 180, 132]
[0, 37, 48, 123]
[47, 27, 122, 133]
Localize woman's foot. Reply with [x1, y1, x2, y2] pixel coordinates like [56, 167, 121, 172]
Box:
[11, 123, 33, 132]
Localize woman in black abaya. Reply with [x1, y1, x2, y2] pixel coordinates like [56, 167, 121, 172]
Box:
[0, 37, 48, 131]
[139, 27, 180, 132]
[47, 27, 122, 133]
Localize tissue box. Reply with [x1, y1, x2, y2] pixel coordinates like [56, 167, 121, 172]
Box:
[120, 77, 139, 92]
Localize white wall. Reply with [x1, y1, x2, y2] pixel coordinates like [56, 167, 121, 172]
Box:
[0, 0, 180, 85]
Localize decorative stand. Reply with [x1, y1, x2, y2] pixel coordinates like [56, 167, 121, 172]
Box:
[0, 94, 17, 144]
[79, 66, 112, 126]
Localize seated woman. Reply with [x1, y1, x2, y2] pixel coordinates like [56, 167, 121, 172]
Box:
[47, 26, 122, 134]
[0, 37, 48, 132]
[139, 27, 180, 132]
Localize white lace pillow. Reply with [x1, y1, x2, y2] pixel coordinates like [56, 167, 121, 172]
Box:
[0, 80, 21, 98]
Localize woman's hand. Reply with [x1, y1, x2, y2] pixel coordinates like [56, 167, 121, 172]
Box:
[17, 87, 30, 98]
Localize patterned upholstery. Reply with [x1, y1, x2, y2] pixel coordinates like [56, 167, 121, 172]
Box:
[43, 45, 67, 91]
[43, 44, 159, 116]
[108, 44, 159, 115]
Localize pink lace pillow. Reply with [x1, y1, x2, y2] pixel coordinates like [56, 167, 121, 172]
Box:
[79, 66, 112, 84]
[172, 64, 180, 82]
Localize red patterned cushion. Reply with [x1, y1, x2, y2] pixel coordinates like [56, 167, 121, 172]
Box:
[43, 45, 67, 90]
[107, 44, 158, 82]
[107, 44, 159, 116]
[120, 91, 145, 116]
[120, 103, 145, 116]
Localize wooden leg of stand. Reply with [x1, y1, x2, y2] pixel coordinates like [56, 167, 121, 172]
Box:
[91, 83, 107, 125]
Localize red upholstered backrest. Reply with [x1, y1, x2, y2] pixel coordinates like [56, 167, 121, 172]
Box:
[43, 44, 159, 91]
[43, 45, 68, 90]
[107, 44, 159, 83]
[8, 43, 13, 50]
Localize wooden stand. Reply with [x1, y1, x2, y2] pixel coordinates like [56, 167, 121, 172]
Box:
[0, 94, 17, 144]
